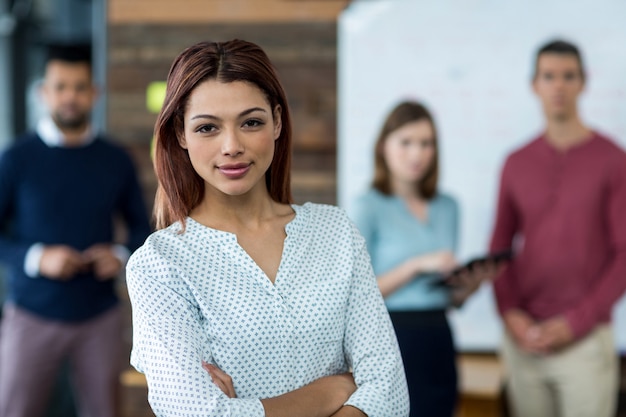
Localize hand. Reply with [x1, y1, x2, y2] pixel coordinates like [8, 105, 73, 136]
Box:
[83, 244, 123, 280]
[39, 245, 89, 280]
[202, 361, 236, 398]
[414, 250, 457, 275]
[326, 372, 358, 402]
[529, 316, 574, 353]
[260, 372, 357, 416]
[473, 259, 505, 282]
[448, 268, 483, 307]
[503, 309, 544, 354]
[448, 260, 501, 307]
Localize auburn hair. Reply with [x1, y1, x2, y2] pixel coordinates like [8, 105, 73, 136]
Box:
[152, 39, 293, 230]
[372, 101, 439, 199]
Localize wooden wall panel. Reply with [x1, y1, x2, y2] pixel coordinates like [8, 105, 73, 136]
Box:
[109, 0, 350, 24]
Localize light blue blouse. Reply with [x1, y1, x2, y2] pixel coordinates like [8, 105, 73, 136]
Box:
[127, 202, 409, 417]
[349, 189, 459, 311]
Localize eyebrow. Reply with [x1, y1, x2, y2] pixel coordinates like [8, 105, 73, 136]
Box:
[190, 107, 268, 121]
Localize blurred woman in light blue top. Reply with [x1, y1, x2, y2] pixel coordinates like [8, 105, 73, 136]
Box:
[350, 101, 485, 417]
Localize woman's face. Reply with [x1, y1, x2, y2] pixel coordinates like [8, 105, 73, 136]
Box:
[179, 79, 282, 200]
[382, 119, 436, 186]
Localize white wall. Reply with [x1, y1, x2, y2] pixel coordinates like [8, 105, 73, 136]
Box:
[338, 0, 626, 352]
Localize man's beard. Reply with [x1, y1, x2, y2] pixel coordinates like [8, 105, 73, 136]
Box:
[52, 111, 90, 131]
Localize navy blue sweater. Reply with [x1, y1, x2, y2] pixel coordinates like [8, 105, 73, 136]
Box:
[0, 133, 151, 321]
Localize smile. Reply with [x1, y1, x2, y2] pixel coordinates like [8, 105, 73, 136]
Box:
[218, 163, 251, 179]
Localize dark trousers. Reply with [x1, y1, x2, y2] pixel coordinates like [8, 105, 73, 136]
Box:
[389, 310, 458, 417]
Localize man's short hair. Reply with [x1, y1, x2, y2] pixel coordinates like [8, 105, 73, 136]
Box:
[45, 42, 92, 67]
[534, 39, 585, 81]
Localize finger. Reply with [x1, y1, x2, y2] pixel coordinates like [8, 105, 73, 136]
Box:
[65, 253, 89, 270]
[455, 270, 478, 289]
[208, 371, 228, 393]
[209, 370, 234, 397]
[202, 363, 222, 384]
[83, 247, 106, 263]
[525, 326, 541, 341]
[61, 260, 82, 278]
[94, 262, 119, 280]
[206, 364, 235, 398]
[207, 364, 233, 384]
[202, 363, 228, 388]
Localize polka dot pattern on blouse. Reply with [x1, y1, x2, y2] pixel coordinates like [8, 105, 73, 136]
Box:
[127, 202, 409, 416]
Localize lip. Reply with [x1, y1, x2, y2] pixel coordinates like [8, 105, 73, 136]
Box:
[218, 163, 251, 179]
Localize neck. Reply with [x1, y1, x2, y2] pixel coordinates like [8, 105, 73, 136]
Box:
[63, 131, 85, 146]
[192, 187, 278, 231]
[390, 179, 422, 201]
[544, 114, 590, 151]
[59, 124, 90, 146]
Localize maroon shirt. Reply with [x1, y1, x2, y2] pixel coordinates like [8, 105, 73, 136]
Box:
[490, 131, 626, 339]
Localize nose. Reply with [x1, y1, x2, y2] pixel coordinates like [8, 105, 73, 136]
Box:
[408, 143, 424, 159]
[554, 75, 569, 91]
[221, 129, 244, 156]
[59, 87, 81, 105]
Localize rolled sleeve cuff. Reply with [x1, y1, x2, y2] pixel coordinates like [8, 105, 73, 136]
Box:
[112, 244, 131, 266]
[345, 379, 410, 417]
[232, 399, 266, 417]
[24, 243, 44, 278]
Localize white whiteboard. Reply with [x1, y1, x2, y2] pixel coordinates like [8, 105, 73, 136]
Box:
[337, 0, 626, 352]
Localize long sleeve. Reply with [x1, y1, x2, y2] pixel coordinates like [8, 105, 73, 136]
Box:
[490, 158, 521, 315]
[348, 193, 378, 259]
[343, 226, 409, 416]
[0, 149, 31, 270]
[127, 263, 265, 417]
[443, 198, 459, 253]
[127, 204, 409, 417]
[564, 159, 626, 338]
[0, 135, 149, 321]
[116, 153, 152, 252]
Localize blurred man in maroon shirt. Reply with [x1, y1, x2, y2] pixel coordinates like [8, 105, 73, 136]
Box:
[490, 39, 626, 417]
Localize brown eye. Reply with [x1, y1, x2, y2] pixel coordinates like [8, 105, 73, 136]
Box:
[196, 124, 217, 134]
[242, 119, 264, 128]
[564, 72, 577, 81]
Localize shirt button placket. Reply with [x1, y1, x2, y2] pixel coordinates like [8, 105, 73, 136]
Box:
[274, 289, 296, 386]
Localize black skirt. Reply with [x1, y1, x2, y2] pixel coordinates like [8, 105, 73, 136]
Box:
[389, 310, 458, 417]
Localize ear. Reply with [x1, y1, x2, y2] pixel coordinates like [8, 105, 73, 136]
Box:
[177, 132, 188, 149]
[273, 105, 282, 140]
[84, 84, 99, 109]
[577, 76, 586, 94]
[90, 84, 100, 101]
[531, 77, 539, 95]
[39, 80, 50, 104]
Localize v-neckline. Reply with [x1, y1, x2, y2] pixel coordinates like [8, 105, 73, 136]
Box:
[187, 205, 299, 287]
[399, 196, 430, 225]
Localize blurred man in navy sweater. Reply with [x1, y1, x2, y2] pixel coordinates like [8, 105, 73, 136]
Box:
[0, 42, 151, 417]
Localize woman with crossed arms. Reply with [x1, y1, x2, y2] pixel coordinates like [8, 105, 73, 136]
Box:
[126, 39, 409, 417]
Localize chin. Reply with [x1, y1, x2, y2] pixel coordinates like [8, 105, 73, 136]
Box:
[550, 112, 571, 122]
[218, 186, 255, 198]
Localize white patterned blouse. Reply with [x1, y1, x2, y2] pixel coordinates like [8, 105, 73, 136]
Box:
[127, 202, 409, 417]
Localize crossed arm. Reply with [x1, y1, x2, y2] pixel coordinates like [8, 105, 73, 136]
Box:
[204, 362, 365, 417]
[127, 267, 382, 416]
